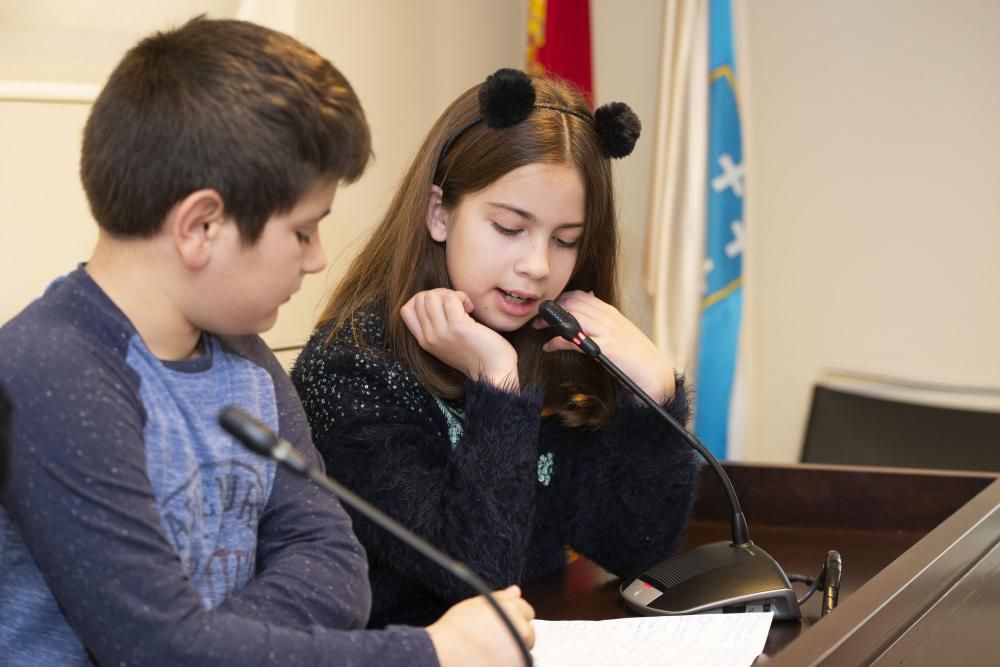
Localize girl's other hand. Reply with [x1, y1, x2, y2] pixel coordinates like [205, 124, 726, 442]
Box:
[533, 290, 676, 403]
[402, 288, 520, 390]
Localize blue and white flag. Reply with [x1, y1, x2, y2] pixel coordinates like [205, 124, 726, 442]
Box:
[695, 0, 745, 459]
[644, 1, 708, 384]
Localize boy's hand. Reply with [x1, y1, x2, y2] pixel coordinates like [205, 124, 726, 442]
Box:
[533, 290, 676, 403]
[427, 586, 536, 667]
[401, 289, 519, 390]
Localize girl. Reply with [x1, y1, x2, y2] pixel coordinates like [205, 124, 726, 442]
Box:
[292, 69, 699, 628]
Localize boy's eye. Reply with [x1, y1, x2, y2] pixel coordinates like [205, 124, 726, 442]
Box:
[295, 231, 312, 245]
[491, 222, 520, 236]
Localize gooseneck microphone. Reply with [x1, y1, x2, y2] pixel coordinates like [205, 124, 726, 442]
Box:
[218, 407, 533, 667]
[538, 301, 749, 546]
[538, 300, 801, 620]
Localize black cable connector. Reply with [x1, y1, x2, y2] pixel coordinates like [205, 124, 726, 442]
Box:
[788, 550, 842, 614]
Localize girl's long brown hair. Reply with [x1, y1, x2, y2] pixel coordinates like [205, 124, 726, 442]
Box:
[318, 74, 622, 427]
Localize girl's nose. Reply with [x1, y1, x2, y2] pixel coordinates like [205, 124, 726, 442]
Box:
[514, 240, 550, 280]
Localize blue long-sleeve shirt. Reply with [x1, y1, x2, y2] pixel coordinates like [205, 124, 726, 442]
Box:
[0, 267, 437, 666]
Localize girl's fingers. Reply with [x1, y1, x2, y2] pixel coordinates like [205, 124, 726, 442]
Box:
[412, 291, 434, 343]
[455, 290, 475, 313]
[405, 289, 486, 359]
[557, 291, 606, 326]
[443, 291, 472, 327]
[400, 298, 424, 342]
[541, 336, 581, 354]
[423, 291, 451, 340]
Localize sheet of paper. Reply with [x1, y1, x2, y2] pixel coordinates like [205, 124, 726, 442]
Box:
[531, 612, 773, 667]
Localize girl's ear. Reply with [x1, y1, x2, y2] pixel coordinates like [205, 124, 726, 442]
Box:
[169, 189, 227, 270]
[426, 185, 449, 242]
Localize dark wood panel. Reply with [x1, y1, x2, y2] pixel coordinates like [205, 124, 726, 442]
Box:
[762, 474, 1000, 666]
[692, 462, 994, 531]
[525, 520, 924, 657]
[522, 463, 1000, 664]
[873, 542, 1000, 666]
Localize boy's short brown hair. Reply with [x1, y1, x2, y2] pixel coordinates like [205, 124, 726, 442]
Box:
[81, 16, 371, 242]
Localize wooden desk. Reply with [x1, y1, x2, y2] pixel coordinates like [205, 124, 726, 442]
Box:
[522, 463, 1000, 666]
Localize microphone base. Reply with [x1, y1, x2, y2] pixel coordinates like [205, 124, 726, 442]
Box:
[620, 541, 801, 620]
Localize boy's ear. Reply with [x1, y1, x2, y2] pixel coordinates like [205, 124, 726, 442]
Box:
[426, 185, 449, 242]
[169, 189, 227, 270]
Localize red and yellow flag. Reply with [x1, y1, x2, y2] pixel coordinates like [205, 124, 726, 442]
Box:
[526, 0, 593, 107]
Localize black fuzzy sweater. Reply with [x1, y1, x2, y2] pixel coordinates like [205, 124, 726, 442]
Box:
[291, 308, 700, 628]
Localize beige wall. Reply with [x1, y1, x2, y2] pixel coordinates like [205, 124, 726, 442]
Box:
[2, 1, 998, 463]
[742, 0, 1000, 461]
[0, 0, 524, 362]
[276, 0, 524, 360]
[591, 0, 665, 335]
[597, 0, 1000, 463]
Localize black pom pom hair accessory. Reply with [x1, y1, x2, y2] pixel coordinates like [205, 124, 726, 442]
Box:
[436, 68, 641, 171]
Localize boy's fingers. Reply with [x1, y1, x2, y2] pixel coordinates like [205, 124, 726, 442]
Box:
[516, 597, 535, 621]
[522, 619, 536, 649]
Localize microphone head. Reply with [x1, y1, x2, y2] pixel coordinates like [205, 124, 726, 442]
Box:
[538, 299, 581, 339]
[538, 299, 602, 357]
[219, 406, 279, 458]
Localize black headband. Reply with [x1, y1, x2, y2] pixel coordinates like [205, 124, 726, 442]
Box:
[436, 68, 641, 172]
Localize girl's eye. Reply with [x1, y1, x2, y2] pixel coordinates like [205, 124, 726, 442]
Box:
[296, 231, 312, 245]
[554, 236, 580, 249]
[491, 222, 520, 236]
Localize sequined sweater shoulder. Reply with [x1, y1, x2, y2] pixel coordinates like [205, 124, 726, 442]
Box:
[293, 310, 441, 437]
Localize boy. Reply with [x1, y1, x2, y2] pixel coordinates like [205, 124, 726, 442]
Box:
[0, 386, 8, 486]
[0, 17, 533, 666]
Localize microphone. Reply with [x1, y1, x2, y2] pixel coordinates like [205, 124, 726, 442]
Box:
[218, 407, 533, 666]
[537, 302, 602, 357]
[537, 300, 801, 620]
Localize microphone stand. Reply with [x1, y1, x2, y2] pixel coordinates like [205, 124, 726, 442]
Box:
[218, 407, 534, 666]
[538, 300, 801, 620]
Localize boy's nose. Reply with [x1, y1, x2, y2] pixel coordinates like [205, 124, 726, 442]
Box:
[302, 236, 327, 274]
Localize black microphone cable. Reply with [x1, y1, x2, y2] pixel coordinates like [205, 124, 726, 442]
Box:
[218, 406, 533, 667]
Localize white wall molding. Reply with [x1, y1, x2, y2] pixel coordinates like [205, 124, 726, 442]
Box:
[0, 81, 99, 104]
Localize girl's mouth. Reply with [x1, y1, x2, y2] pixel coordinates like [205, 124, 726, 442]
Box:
[495, 288, 538, 317]
[500, 289, 531, 304]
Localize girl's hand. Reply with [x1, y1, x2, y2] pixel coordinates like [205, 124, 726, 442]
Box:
[401, 288, 520, 389]
[534, 290, 676, 403]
